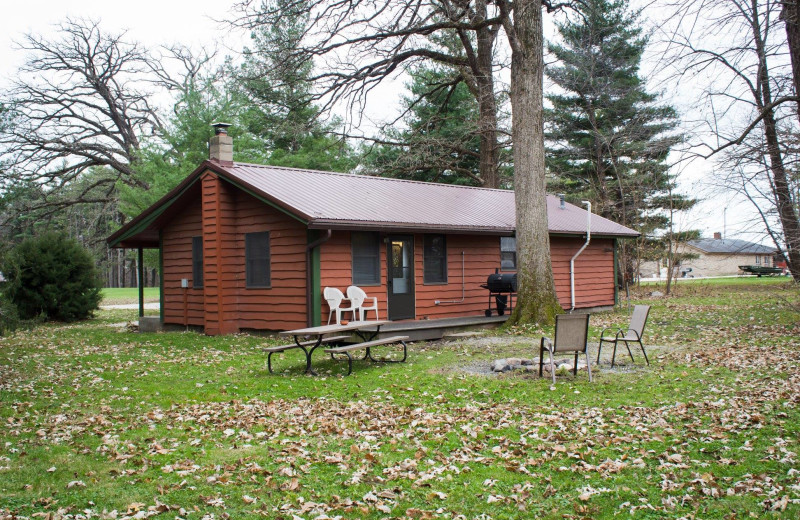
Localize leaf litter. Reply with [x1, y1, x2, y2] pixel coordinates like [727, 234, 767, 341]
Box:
[1, 287, 800, 518]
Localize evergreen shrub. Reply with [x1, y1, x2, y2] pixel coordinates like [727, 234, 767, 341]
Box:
[1, 232, 102, 321]
[0, 294, 19, 336]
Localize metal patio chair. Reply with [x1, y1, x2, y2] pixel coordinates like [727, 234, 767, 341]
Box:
[346, 285, 379, 321]
[323, 287, 357, 325]
[597, 304, 651, 367]
[539, 313, 593, 384]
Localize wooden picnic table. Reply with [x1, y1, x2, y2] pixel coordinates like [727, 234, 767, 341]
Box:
[276, 320, 398, 375]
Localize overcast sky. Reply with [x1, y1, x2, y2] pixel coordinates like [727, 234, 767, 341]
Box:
[0, 1, 771, 245]
[0, 0, 231, 71]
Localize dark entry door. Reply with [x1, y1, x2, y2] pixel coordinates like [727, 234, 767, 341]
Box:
[387, 236, 415, 320]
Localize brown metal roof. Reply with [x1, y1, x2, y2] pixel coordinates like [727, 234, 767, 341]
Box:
[109, 160, 638, 247]
[223, 162, 637, 236]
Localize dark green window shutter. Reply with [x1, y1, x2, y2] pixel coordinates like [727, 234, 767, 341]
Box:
[245, 231, 271, 288]
[352, 232, 380, 285]
[192, 236, 204, 288]
[423, 234, 447, 283]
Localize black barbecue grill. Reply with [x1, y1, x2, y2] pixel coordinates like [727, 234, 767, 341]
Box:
[480, 270, 517, 316]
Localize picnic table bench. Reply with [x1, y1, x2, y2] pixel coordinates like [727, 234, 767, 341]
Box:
[264, 335, 351, 373]
[277, 320, 407, 375]
[325, 335, 409, 376]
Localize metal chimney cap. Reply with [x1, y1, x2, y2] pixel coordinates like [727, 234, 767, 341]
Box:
[211, 122, 232, 135]
[558, 193, 566, 209]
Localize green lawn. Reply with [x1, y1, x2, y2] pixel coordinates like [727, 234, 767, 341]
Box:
[101, 287, 160, 305]
[639, 275, 790, 287]
[2, 280, 799, 518]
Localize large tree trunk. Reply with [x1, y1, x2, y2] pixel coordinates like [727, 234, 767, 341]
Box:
[476, 51, 500, 188]
[755, 5, 800, 280]
[507, 0, 562, 325]
[782, 0, 800, 122]
[761, 111, 800, 279]
[475, 7, 500, 189]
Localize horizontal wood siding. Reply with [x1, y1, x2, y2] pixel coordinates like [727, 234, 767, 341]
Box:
[200, 173, 226, 334]
[319, 232, 375, 322]
[319, 233, 616, 321]
[551, 237, 616, 309]
[162, 174, 616, 334]
[161, 197, 205, 327]
[415, 234, 503, 319]
[320, 233, 503, 321]
[229, 189, 307, 331]
[162, 171, 308, 335]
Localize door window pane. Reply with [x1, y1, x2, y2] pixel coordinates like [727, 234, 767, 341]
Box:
[391, 240, 411, 294]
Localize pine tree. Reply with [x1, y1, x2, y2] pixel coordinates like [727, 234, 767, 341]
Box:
[236, 0, 356, 172]
[365, 64, 488, 186]
[545, 0, 692, 284]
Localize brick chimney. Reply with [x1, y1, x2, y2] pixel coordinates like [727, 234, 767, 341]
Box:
[209, 122, 233, 165]
[713, 232, 722, 240]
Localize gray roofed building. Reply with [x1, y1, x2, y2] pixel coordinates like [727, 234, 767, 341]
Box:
[670, 235, 779, 278]
[688, 238, 776, 255]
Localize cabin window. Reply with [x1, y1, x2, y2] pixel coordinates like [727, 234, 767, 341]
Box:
[424, 234, 447, 284]
[755, 255, 761, 265]
[192, 236, 203, 288]
[245, 231, 271, 288]
[500, 236, 517, 270]
[352, 232, 380, 285]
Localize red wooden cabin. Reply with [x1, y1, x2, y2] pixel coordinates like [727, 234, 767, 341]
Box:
[108, 128, 638, 335]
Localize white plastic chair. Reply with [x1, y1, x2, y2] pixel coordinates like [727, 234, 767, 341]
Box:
[323, 287, 357, 325]
[346, 285, 379, 321]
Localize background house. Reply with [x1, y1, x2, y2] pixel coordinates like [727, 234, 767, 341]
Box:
[678, 233, 778, 277]
[108, 127, 639, 335]
[640, 232, 778, 279]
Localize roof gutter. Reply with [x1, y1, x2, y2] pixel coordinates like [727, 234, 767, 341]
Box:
[570, 201, 592, 312]
[308, 222, 638, 238]
[308, 220, 515, 235]
[306, 229, 332, 327]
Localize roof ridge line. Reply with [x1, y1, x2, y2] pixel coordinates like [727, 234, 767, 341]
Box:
[230, 161, 516, 193]
[230, 162, 593, 201]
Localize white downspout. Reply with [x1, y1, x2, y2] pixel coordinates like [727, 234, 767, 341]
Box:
[570, 201, 592, 312]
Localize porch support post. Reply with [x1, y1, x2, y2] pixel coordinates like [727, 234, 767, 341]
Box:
[306, 229, 332, 327]
[137, 247, 145, 318]
[613, 238, 619, 306]
[159, 231, 164, 322]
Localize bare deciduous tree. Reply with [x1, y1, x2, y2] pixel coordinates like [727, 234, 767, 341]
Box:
[506, 0, 562, 324]
[661, 0, 800, 280]
[232, 0, 504, 187]
[0, 19, 162, 215]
